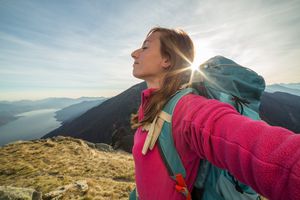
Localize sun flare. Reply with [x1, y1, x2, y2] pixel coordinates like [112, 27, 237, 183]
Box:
[190, 62, 200, 71]
[189, 39, 216, 72]
[190, 52, 202, 72]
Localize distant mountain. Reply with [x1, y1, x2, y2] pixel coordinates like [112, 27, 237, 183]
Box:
[55, 99, 107, 124]
[43, 82, 147, 144]
[0, 111, 19, 126]
[0, 97, 105, 126]
[260, 92, 300, 133]
[266, 83, 300, 96]
[281, 83, 300, 90]
[0, 97, 104, 110]
[44, 82, 299, 153]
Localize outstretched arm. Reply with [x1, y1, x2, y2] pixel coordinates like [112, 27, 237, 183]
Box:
[174, 94, 300, 200]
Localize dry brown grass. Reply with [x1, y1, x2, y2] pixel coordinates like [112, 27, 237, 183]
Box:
[0, 137, 135, 200]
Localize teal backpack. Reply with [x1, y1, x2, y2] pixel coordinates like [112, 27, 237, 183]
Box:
[130, 56, 266, 200]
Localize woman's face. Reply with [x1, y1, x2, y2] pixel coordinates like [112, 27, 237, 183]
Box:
[131, 31, 170, 86]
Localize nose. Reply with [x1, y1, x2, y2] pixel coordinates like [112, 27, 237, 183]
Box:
[131, 49, 140, 59]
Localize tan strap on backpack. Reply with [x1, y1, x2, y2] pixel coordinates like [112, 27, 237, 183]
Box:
[142, 111, 171, 155]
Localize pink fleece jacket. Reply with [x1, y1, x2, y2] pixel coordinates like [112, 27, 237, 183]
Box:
[132, 88, 300, 200]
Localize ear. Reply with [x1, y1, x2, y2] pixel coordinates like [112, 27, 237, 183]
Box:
[161, 57, 171, 69]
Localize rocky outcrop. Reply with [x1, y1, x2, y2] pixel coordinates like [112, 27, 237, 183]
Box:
[0, 186, 42, 200]
[44, 180, 88, 200]
[85, 141, 114, 152]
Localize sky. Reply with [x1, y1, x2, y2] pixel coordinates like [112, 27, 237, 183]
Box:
[0, 0, 300, 101]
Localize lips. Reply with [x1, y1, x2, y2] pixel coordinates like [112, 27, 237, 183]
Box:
[133, 61, 139, 67]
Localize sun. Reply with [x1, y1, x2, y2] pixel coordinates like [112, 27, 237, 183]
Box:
[190, 52, 202, 72]
[189, 39, 215, 71]
[190, 62, 200, 71]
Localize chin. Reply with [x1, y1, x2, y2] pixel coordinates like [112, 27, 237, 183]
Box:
[132, 72, 146, 80]
[132, 72, 141, 79]
[132, 69, 141, 78]
[133, 74, 144, 80]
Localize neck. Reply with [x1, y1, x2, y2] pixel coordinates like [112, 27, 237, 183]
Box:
[146, 78, 163, 89]
[146, 82, 160, 89]
[145, 75, 165, 89]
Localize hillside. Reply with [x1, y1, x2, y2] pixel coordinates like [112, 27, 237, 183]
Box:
[260, 92, 300, 133]
[0, 136, 135, 200]
[266, 83, 300, 96]
[55, 99, 107, 124]
[43, 82, 300, 154]
[43, 82, 147, 144]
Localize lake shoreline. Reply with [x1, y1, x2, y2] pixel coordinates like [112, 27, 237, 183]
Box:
[0, 109, 62, 146]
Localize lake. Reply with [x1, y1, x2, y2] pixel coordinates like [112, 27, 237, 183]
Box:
[0, 109, 62, 146]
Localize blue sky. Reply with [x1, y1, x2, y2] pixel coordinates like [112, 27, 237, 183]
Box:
[1, 0, 300, 101]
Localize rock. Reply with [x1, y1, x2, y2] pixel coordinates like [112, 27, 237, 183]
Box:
[95, 143, 113, 152]
[43, 141, 56, 147]
[44, 180, 88, 199]
[75, 180, 88, 192]
[84, 141, 96, 149]
[0, 186, 42, 200]
[44, 186, 68, 200]
[32, 191, 43, 200]
[51, 136, 66, 142]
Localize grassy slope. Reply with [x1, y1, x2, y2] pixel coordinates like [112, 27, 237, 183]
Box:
[0, 137, 135, 200]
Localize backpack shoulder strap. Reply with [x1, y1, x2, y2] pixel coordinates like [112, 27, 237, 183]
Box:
[129, 88, 196, 200]
[158, 87, 196, 178]
[157, 88, 197, 200]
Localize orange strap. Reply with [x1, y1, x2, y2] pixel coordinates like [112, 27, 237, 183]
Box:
[175, 174, 191, 200]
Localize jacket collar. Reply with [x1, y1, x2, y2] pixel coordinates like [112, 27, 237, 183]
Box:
[141, 88, 156, 105]
[139, 88, 157, 120]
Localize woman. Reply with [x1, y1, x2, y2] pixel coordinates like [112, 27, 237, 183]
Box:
[130, 27, 300, 200]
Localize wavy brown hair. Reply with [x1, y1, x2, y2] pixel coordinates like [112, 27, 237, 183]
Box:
[131, 27, 195, 129]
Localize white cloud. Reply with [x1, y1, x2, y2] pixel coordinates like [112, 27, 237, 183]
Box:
[0, 0, 300, 100]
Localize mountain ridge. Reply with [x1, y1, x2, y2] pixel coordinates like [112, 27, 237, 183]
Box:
[55, 99, 107, 124]
[0, 97, 106, 127]
[43, 82, 147, 144]
[266, 83, 300, 96]
[43, 82, 300, 153]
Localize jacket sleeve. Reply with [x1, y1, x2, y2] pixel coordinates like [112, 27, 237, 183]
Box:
[173, 94, 300, 200]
